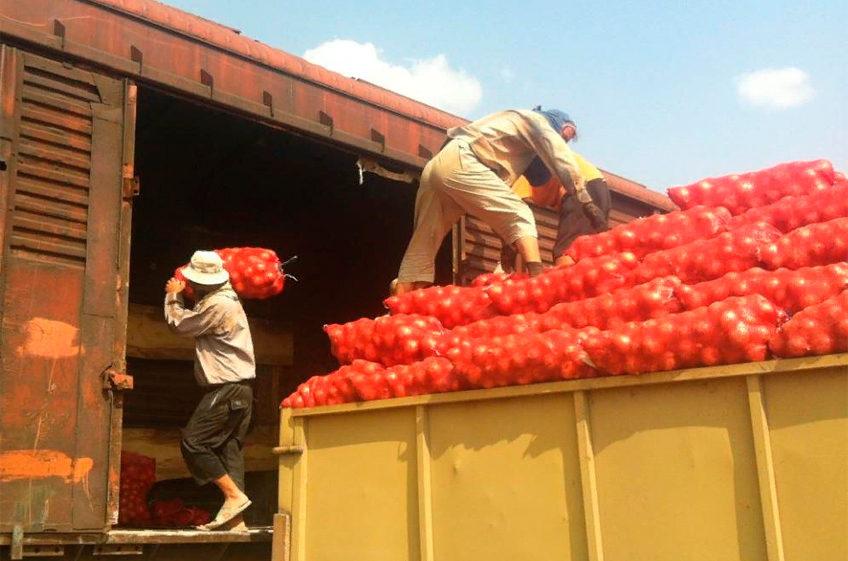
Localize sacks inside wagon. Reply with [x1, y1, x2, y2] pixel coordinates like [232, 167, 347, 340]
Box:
[283, 159, 848, 408]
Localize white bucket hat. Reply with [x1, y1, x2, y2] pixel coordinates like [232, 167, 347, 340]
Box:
[182, 250, 229, 285]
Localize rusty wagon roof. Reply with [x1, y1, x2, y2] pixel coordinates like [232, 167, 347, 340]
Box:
[0, 0, 675, 211]
[85, 0, 466, 130]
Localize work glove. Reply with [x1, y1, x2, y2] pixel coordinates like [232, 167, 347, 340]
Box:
[575, 189, 610, 232]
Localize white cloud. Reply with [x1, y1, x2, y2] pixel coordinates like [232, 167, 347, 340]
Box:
[500, 66, 515, 82]
[303, 40, 482, 115]
[736, 67, 815, 110]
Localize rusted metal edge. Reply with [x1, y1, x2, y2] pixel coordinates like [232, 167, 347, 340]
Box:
[599, 170, 677, 212]
[103, 369, 134, 391]
[0, 18, 431, 173]
[0, 13, 673, 210]
[0, 528, 273, 546]
[288, 353, 848, 417]
[602, 169, 677, 212]
[78, 0, 464, 129]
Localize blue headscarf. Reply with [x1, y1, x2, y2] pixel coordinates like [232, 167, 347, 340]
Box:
[532, 106, 576, 135]
[523, 106, 577, 186]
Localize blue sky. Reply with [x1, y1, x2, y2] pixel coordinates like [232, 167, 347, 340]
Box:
[165, 0, 846, 192]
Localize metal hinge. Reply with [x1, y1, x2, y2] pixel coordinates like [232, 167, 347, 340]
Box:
[272, 445, 304, 456]
[21, 545, 64, 558]
[103, 368, 134, 391]
[123, 176, 140, 199]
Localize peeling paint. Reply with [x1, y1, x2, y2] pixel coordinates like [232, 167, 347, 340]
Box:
[0, 450, 93, 483]
[14, 318, 84, 359]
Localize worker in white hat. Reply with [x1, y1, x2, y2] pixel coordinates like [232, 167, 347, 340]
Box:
[164, 250, 256, 531]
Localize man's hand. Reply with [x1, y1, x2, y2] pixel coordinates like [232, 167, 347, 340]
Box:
[582, 201, 610, 232]
[165, 278, 186, 294]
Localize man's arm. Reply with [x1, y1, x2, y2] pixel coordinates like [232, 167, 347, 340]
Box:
[519, 113, 609, 231]
[163, 278, 228, 338]
[519, 112, 584, 197]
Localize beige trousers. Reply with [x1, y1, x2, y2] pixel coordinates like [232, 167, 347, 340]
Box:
[397, 139, 537, 283]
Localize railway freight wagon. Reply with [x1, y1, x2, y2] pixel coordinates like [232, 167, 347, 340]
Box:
[0, 0, 670, 558]
[275, 354, 848, 561]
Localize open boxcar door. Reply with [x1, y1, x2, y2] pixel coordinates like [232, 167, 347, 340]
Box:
[0, 46, 136, 532]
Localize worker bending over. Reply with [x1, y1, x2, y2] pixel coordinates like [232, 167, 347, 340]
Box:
[393, 107, 608, 295]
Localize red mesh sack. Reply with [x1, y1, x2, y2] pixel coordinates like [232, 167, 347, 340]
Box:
[581, 295, 787, 375]
[281, 361, 383, 407]
[677, 264, 848, 313]
[769, 290, 848, 358]
[627, 222, 781, 285]
[566, 206, 731, 261]
[470, 271, 528, 287]
[442, 313, 543, 343]
[174, 247, 286, 300]
[668, 159, 836, 214]
[444, 328, 595, 389]
[442, 277, 681, 341]
[544, 276, 684, 330]
[280, 357, 460, 407]
[151, 499, 212, 528]
[760, 218, 848, 270]
[726, 180, 848, 233]
[324, 314, 444, 366]
[486, 252, 640, 315]
[118, 451, 156, 527]
[384, 285, 495, 328]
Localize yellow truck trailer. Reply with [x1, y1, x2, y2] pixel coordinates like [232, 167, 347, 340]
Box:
[273, 353, 847, 561]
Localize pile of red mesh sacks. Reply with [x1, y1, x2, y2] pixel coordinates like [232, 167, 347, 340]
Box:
[174, 247, 287, 300]
[769, 290, 848, 358]
[282, 159, 847, 409]
[667, 159, 836, 214]
[118, 452, 213, 528]
[118, 452, 155, 527]
[150, 498, 212, 528]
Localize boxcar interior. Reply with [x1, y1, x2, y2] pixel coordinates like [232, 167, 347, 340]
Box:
[121, 85, 451, 526]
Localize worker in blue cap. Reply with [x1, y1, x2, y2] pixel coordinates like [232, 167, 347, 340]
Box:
[393, 107, 608, 295]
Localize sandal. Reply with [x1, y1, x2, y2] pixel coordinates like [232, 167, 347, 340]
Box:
[196, 499, 252, 530]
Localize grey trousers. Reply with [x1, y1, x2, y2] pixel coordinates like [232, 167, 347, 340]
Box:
[180, 380, 253, 491]
[397, 139, 537, 283]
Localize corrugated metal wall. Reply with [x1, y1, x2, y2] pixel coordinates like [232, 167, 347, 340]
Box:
[460, 188, 665, 284]
[0, 46, 130, 532]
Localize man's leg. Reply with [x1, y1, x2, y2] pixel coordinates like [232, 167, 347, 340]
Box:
[210, 385, 252, 531]
[211, 474, 248, 511]
[181, 389, 231, 486]
[513, 236, 542, 268]
[218, 383, 252, 495]
[395, 144, 464, 294]
[442, 143, 542, 275]
[181, 384, 251, 525]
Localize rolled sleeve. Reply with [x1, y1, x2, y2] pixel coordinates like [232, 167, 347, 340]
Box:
[164, 293, 229, 338]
